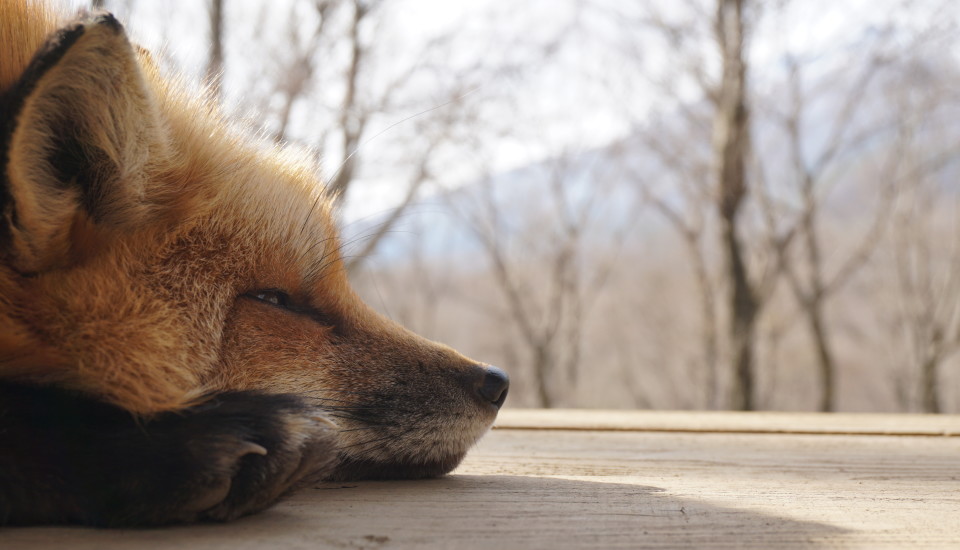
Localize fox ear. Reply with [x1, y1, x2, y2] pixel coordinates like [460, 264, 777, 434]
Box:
[1, 13, 168, 273]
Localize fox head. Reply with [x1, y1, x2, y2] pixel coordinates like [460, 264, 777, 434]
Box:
[0, 7, 507, 480]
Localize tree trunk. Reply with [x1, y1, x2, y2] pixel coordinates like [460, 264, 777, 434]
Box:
[693, 243, 719, 409]
[919, 329, 943, 413]
[919, 354, 941, 413]
[723, 219, 757, 410]
[806, 298, 836, 411]
[533, 346, 554, 408]
[713, 0, 756, 410]
[204, 0, 225, 104]
[329, 0, 369, 205]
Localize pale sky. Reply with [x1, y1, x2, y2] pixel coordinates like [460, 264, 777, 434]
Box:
[60, 0, 957, 222]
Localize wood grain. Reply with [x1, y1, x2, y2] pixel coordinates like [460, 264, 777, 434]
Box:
[3, 409, 959, 549]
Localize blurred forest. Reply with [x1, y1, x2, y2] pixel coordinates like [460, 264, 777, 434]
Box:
[83, 0, 960, 412]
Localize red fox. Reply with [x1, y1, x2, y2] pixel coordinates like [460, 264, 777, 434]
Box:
[0, 1, 508, 526]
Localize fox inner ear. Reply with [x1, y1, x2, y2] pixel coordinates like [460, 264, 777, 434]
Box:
[1, 13, 168, 273]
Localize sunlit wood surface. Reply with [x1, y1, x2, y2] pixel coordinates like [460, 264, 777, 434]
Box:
[3, 409, 959, 549]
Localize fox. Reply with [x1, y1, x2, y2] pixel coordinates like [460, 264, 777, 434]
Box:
[0, 0, 508, 526]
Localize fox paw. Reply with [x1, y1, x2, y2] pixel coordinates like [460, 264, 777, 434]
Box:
[164, 392, 338, 523]
[0, 385, 337, 526]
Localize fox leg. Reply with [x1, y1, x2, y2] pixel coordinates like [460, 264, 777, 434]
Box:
[0, 383, 336, 526]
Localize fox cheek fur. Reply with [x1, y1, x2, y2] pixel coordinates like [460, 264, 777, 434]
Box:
[0, 4, 507, 526]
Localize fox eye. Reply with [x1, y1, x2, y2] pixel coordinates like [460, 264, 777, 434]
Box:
[249, 290, 291, 309]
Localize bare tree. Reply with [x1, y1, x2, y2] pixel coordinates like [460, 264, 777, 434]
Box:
[630, 125, 720, 408]
[262, 1, 334, 144]
[619, 0, 770, 410]
[319, 0, 380, 203]
[454, 152, 627, 407]
[754, 54, 897, 411]
[572, 0, 960, 411]
[233, 0, 478, 270]
[884, 55, 960, 412]
[892, 186, 960, 413]
[753, 2, 960, 411]
[712, 0, 760, 410]
[607, 0, 764, 410]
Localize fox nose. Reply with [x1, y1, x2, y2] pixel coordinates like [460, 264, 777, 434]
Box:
[477, 366, 509, 409]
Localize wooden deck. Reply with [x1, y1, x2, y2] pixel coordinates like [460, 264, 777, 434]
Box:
[3, 409, 959, 549]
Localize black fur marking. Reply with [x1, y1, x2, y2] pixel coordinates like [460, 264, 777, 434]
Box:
[90, 12, 124, 34]
[48, 123, 112, 222]
[0, 383, 336, 526]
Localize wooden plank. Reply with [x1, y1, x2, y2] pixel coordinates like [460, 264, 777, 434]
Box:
[495, 408, 960, 436]
[2, 411, 959, 549]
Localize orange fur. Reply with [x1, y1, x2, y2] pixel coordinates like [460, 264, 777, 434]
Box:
[0, 1, 57, 92]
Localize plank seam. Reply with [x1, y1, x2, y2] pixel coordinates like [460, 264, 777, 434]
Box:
[491, 426, 959, 437]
